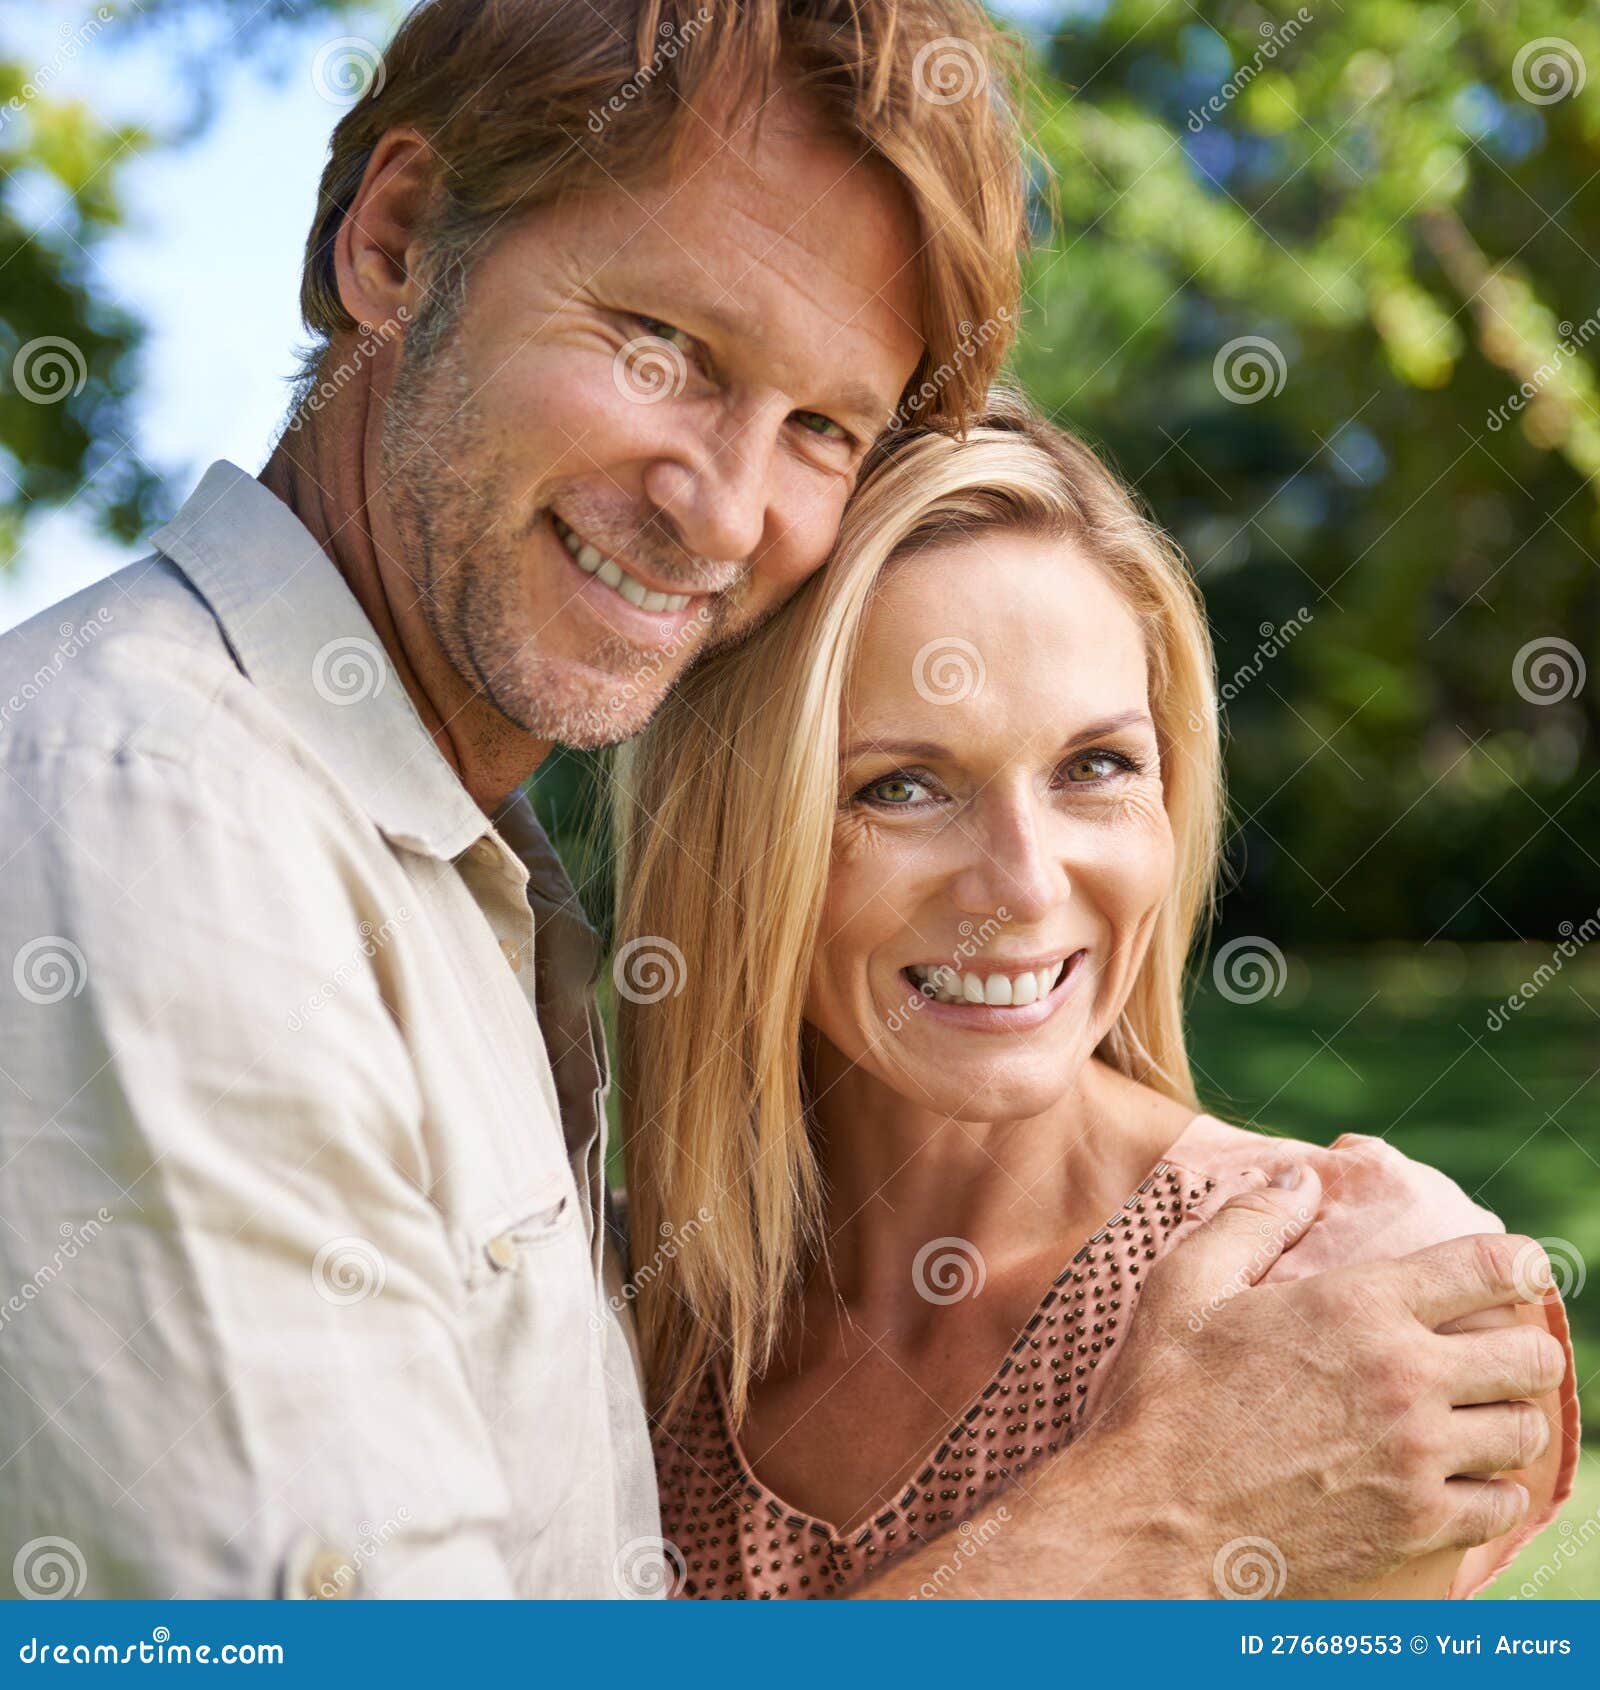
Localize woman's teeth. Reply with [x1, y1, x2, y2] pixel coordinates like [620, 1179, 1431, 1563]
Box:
[553, 515, 692, 613]
[906, 959, 1068, 1007]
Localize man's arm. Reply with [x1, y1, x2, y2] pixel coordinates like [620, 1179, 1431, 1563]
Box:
[854, 1170, 1563, 1599]
[0, 744, 515, 1597]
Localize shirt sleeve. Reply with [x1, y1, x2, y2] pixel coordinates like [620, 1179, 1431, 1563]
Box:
[0, 740, 517, 1597]
[1258, 1132, 1580, 1599]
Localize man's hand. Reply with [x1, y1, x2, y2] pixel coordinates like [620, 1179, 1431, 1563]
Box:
[1051, 1166, 1562, 1597]
[858, 1164, 1565, 1599]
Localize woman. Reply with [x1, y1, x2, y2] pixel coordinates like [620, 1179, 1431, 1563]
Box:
[613, 392, 1578, 1599]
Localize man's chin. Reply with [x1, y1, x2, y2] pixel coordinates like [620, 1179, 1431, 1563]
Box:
[490, 658, 678, 750]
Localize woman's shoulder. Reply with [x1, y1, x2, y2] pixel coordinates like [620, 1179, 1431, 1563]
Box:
[1169, 1113, 1505, 1277]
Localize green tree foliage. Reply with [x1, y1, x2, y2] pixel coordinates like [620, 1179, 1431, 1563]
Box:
[3, 1, 1595, 942]
[1016, 0, 1599, 943]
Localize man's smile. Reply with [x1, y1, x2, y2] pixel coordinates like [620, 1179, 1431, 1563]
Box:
[550, 512, 701, 613]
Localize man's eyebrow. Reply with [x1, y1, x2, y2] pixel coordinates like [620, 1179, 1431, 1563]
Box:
[841, 710, 1155, 764]
[823, 379, 897, 430]
[678, 299, 895, 428]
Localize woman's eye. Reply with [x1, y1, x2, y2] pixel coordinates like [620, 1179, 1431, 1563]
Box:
[859, 773, 932, 807]
[1062, 750, 1133, 784]
[794, 411, 850, 442]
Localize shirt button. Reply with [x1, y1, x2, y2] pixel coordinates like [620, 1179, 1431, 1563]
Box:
[485, 1232, 519, 1271]
[304, 1549, 355, 1599]
[499, 937, 524, 973]
[472, 837, 500, 867]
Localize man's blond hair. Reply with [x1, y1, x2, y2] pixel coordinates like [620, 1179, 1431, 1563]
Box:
[299, 0, 1028, 426]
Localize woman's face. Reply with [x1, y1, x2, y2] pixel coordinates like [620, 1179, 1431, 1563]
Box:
[803, 529, 1175, 1122]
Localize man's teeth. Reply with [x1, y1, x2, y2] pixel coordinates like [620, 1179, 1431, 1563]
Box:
[906, 959, 1068, 1007]
[554, 517, 691, 613]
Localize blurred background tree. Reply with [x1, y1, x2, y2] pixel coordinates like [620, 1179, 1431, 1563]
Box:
[1017, 0, 1599, 949]
[6, 0, 1594, 941]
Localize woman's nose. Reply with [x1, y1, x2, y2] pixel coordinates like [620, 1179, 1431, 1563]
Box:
[949, 801, 1069, 925]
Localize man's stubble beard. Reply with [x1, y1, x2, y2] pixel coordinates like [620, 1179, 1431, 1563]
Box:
[377, 322, 727, 751]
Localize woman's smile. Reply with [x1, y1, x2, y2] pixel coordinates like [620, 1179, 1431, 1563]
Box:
[898, 947, 1090, 1031]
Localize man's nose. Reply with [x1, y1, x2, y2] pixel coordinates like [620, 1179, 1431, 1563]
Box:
[641, 406, 781, 565]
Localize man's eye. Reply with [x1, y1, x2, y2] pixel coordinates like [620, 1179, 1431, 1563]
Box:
[794, 411, 850, 442]
[635, 316, 696, 357]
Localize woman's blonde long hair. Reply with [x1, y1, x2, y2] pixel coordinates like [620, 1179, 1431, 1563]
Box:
[614, 390, 1224, 1424]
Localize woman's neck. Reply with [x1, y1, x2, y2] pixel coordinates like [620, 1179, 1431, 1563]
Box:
[805, 1048, 1198, 1330]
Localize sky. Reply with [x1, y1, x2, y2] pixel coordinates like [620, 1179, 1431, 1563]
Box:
[0, 0, 1052, 634]
[1, 2, 390, 632]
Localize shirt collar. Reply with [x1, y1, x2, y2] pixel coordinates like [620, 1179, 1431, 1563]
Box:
[150, 459, 495, 862]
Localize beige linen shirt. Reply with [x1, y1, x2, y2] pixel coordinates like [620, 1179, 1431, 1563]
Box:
[0, 461, 660, 1598]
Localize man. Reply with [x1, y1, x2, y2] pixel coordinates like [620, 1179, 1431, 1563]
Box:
[0, 0, 1563, 1599]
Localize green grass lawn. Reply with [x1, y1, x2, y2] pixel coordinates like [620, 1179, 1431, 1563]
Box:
[1483, 1448, 1600, 1599]
[1187, 943, 1598, 1440]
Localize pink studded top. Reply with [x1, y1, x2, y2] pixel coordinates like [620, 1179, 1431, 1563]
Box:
[651, 1114, 1580, 1600]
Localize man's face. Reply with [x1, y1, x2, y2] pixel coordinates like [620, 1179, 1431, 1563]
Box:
[378, 92, 925, 748]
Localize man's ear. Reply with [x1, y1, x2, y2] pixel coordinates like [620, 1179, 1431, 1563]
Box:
[332, 126, 438, 331]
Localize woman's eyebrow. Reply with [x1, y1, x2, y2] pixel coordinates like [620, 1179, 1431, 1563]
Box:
[841, 709, 1154, 765]
[1064, 708, 1155, 743]
[840, 736, 948, 762]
